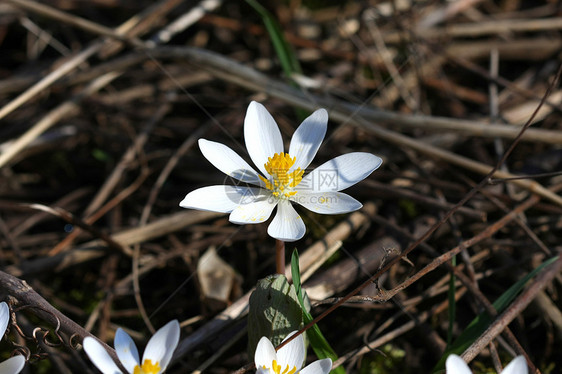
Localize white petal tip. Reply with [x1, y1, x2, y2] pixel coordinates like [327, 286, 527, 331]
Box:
[315, 108, 328, 120]
[445, 354, 472, 374]
[502, 356, 528, 374]
[366, 154, 383, 170]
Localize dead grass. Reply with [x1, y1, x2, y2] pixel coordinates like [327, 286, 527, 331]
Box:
[1, 0, 562, 373]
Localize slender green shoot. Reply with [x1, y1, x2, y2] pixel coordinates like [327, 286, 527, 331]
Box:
[432, 255, 559, 373]
[291, 249, 345, 374]
[245, 0, 302, 79]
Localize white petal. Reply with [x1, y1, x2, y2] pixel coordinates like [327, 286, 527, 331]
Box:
[300, 153, 382, 192]
[229, 196, 277, 224]
[277, 331, 305, 371]
[244, 101, 284, 177]
[445, 354, 472, 374]
[0, 355, 25, 374]
[198, 139, 264, 186]
[114, 328, 140, 373]
[267, 201, 306, 242]
[300, 358, 333, 374]
[294, 192, 362, 214]
[502, 356, 527, 374]
[180, 186, 262, 213]
[254, 336, 277, 371]
[0, 302, 8, 337]
[83, 337, 123, 374]
[288, 109, 327, 171]
[143, 320, 180, 372]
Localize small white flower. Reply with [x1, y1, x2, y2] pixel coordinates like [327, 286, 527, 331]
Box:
[0, 302, 25, 374]
[180, 101, 382, 241]
[83, 320, 180, 374]
[255, 331, 332, 374]
[446, 354, 527, 374]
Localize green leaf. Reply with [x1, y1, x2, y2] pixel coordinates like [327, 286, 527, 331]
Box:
[432, 255, 559, 373]
[248, 274, 303, 358]
[245, 0, 302, 79]
[292, 249, 345, 374]
[245, 0, 308, 120]
[92, 148, 110, 162]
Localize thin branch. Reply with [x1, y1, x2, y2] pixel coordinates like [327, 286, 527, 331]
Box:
[0, 270, 119, 364]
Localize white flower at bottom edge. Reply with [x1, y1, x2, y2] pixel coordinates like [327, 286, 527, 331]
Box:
[83, 320, 180, 374]
[180, 101, 382, 242]
[254, 331, 332, 374]
[446, 354, 527, 374]
[0, 302, 26, 374]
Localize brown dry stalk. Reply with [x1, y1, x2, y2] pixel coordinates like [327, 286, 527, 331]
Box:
[0, 0, 181, 122]
[24, 204, 132, 256]
[332, 292, 463, 369]
[0, 270, 120, 365]
[172, 204, 375, 362]
[273, 183, 554, 374]
[0, 0, 188, 168]
[5, 210, 222, 277]
[5, 0, 145, 47]
[269, 63, 562, 356]
[384, 17, 562, 43]
[461, 255, 562, 366]
[131, 46, 562, 207]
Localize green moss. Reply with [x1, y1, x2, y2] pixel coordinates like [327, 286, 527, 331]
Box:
[359, 344, 409, 374]
[398, 199, 418, 219]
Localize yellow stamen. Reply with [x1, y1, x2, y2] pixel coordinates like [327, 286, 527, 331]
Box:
[259, 153, 304, 199]
[133, 359, 161, 374]
[271, 359, 297, 374]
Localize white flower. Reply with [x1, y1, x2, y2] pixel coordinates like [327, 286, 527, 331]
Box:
[0, 302, 25, 374]
[83, 320, 180, 374]
[180, 101, 382, 241]
[254, 331, 332, 374]
[446, 354, 527, 374]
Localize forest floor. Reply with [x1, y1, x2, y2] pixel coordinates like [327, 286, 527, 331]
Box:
[1, 0, 562, 373]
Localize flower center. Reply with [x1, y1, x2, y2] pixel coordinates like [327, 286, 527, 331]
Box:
[259, 153, 304, 199]
[133, 359, 161, 374]
[272, 359, 297, 374]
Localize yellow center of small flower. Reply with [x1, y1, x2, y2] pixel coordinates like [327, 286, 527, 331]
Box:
[259, 153, 304, 199]
[133, 359, 161, 374]
[271, 359, 297, 374]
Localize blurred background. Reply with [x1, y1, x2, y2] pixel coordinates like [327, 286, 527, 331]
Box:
[0, 0, 561, 373]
